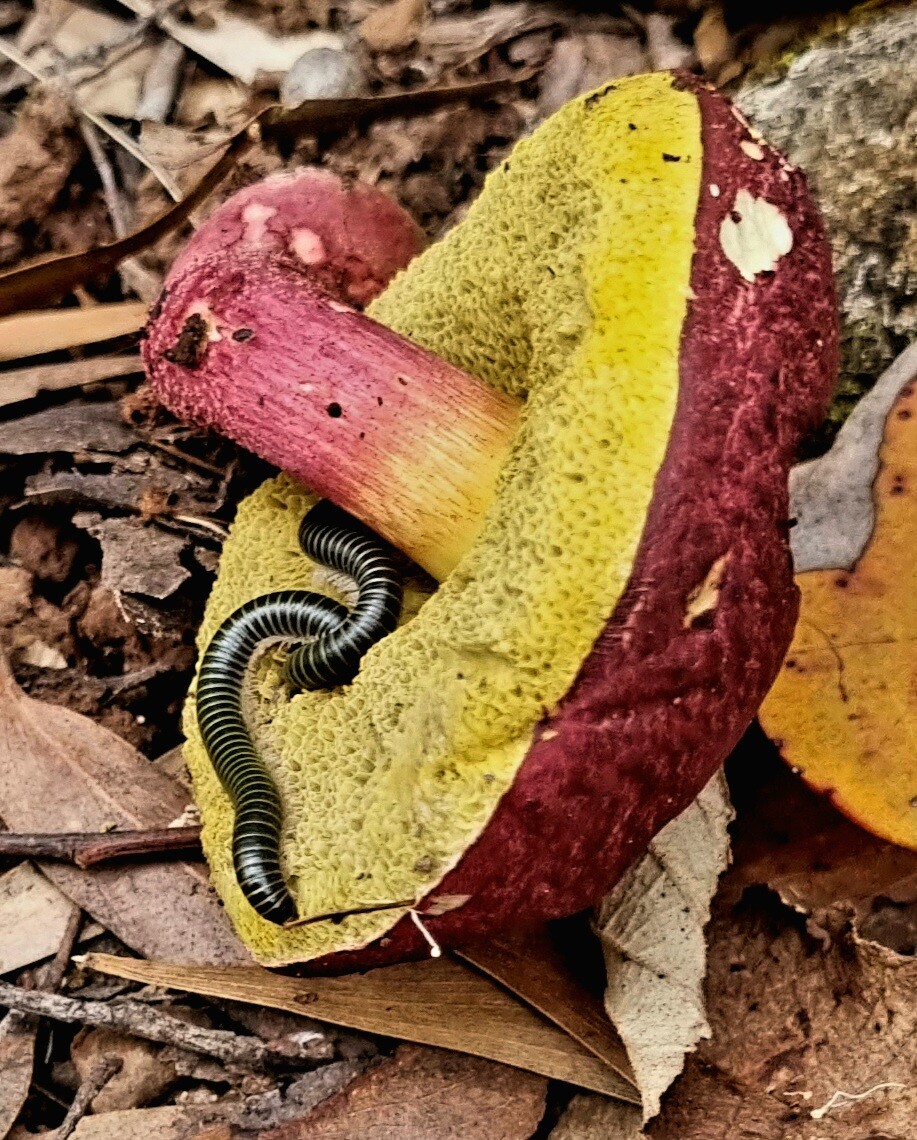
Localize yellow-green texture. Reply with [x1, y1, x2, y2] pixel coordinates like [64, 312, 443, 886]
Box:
[187, 72, 703, 964]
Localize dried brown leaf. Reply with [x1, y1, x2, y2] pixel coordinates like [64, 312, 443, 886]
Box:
[558, 887, 917, 1138]
[71, 1029, 176, 1113]
[458, 928, 635, 1093]
[0, 1013, 37, 1140]
[725, 734, 917, 940]
[259, 1044, 545, 1140]
[0, 654, 246, 964]
[83, 953, 634, 1097]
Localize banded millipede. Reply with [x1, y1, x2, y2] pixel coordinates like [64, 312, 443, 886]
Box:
[197, 501, 404, 926]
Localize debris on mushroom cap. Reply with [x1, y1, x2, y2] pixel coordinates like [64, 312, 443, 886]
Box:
[168, 167, 425, 309]
[162, 72, 836, 968]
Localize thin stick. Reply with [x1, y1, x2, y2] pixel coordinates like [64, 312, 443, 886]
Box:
[0, 826, 203, 868]
[77, 119, 162, 302]
[0, 979, 327, 1068]
[56, 1056, 122, 1140]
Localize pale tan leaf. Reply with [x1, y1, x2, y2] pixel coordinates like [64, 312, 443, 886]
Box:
[0, 654, 246, 964]
[0, 862, 79, 974]
[83, 952, 634, 1098]
[36, 1105, 223, 1140]
[116, 0, 344, 85]
[597, 772, 732, 1121]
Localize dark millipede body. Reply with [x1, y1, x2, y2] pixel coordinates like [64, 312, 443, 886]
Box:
[197, 502, 404, 926]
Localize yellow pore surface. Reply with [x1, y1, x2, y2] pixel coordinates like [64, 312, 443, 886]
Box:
[761, 383, 917, 850]
[186, 73, 702, 964]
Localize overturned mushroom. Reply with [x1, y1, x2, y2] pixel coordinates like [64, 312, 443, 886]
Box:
[144, 73, 838, 969]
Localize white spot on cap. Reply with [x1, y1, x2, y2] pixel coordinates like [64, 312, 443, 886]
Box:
[242, 202, 277, 245]
[709, 184, 720, 198]
[719, 189, 794, 283]
[740, 140, 764, 160]
[291, 227, 327, 265]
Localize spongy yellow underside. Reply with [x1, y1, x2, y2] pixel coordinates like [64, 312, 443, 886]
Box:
[185, 72, 702, 964]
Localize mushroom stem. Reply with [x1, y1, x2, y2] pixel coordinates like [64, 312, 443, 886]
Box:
[144, 252, 520, 579]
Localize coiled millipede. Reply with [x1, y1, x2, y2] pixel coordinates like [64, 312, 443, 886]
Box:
[197, 500, 404, 925]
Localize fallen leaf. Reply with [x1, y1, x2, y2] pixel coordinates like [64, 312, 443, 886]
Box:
[0, 302, 147, 362]
[0, 88, 80, 232]
[458, 927, 634, 1089]
[0, 355, 142, 409]
[725, 730, 917, 941]
[760, 341, 917, 849]
[0, 401, 137, 456]
[597, 773, 733, 1121]
[0, 863, 81, 975]
[71, 1028, 176, 1113]
[550, 1093, 640, 1139]
[116, 2, 344, 85]
[360, 0, 426, 53]
[83, 952, 635, 1098]
[0, 1013, 37, 1140]
[258, 1044, 545, 1140]
[0, 653, 246, 964]
[557, 883, 917, 1138]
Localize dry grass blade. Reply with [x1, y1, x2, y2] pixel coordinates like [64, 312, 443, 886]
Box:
[84, 953, 640, 1100]
[0, 71, 529, 318]
[0, 303, 147, 362]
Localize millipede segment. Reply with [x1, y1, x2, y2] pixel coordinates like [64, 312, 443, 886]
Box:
[197, 502, 404, 925]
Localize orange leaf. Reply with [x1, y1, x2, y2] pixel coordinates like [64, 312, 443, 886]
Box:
[760, 344, 917, 849]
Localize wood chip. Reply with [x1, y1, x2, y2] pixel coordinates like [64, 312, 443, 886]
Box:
[0, 401, 137, 456]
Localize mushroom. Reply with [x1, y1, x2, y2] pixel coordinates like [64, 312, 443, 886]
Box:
[144, 73, 838, 969]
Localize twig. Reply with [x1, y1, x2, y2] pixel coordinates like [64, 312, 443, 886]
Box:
[77, 118, 162, 302]
[56, 1055, 123, 1140]
[0, 826, 203, 868]
[43, 904, 84, 992]
[0, 980, 327, 1069]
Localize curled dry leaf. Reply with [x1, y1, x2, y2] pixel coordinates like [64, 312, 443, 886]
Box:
[596, 772, 732, 1121]
[0, 653, 246, 964]
[760, 343, 917, 849]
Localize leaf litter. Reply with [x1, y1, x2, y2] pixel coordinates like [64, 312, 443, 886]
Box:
[0, 0, 912, 1136]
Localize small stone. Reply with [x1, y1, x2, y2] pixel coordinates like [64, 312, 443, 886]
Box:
[281, 47, 364, 104]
